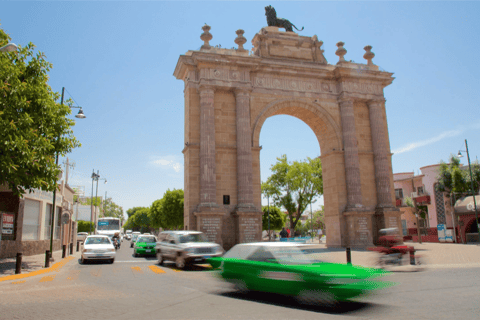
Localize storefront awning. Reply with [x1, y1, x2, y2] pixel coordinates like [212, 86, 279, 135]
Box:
[454, 195, 480, 214]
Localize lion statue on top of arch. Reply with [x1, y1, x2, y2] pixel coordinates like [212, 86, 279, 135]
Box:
[265, 5, 304, 32]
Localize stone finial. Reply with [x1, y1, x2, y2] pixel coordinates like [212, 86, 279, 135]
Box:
[200, 24, 213, 50]
[235, 29, 247, 52]
[363, 45, 375, 66]
[335, 41, 347, 64]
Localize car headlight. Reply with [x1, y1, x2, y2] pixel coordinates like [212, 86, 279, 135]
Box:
[82, 249, 92, 253]
[107, 248, 116, 253]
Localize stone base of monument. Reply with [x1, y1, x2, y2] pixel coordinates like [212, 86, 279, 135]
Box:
[233, 211, 263, 244]
[194, 205, 226, 246]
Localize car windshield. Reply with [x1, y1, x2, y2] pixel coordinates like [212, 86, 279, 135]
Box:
[179, 233, 208, 243]
[85, 237, 111, 245]
[224, 245, 316, 265]
[137, 236, 156, 243]
[132, 235, 139, 240]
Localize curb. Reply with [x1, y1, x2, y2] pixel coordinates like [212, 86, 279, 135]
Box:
[0, 256, 75, 282]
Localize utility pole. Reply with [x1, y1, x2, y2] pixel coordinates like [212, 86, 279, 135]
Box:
[411, 177, 422, 244]
[63, 157, 75, 185]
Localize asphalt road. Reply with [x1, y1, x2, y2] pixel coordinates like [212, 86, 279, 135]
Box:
[0, 240, 478, 320]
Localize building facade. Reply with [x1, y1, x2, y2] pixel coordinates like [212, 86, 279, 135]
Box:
[0, 182, 76, 258]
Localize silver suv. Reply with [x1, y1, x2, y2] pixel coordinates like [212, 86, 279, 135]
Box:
[155, 231, 224, 269]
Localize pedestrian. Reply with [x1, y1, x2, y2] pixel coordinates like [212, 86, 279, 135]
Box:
[279, 228, 288, 239]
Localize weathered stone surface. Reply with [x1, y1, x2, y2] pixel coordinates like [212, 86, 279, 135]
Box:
[175, 26, 400, 248]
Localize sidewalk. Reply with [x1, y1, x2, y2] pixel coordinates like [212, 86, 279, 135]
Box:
[302, 239, 480, 270]
[0, 248, 82, 277]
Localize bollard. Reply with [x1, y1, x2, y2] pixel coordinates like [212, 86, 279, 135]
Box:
[346, 247, 352, 265]
[15, 252, 22, 274]
[76, 241, 80, 252]
[45, 250, 51, 268]
[409, 247, 416, 265]
[62, 245, 66, 258]
[70, 243, 73, 255]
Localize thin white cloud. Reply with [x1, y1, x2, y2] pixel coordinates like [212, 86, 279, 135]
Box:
[150, 155, 183, 173]
[393, 129, 462, 155]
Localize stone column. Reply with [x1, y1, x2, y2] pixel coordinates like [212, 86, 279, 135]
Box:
[234, 89, 255, 209]
[368, 99, 393, 208]
[339, 98, 363, 209]
[198, 85, 217, 206]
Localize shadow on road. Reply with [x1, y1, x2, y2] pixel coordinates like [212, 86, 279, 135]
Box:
[216, 290, 377, 314]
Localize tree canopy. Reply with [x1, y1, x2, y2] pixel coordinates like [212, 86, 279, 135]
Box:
[436, 154, 480, 196]
[261, 205, 286, 232]
[0, 27, 80, 196]
[262, 155, 323, 231]
[123, 207, 151, 233]
[149, 189, 184, 230]
[103, 198, 124, 220]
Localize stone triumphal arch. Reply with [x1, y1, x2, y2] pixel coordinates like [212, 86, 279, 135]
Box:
[174, 25, 401, 249]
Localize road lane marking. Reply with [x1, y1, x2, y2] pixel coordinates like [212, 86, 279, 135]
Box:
[11, 280, 26, 284]
[0, 256, 75, 283]
[66, 270, 80, 280]
[131, 266, 143, 274]
[148, 265, 166, 274]
[39, 275, 56, 282]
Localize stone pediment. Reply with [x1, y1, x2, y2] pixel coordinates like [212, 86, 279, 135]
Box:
[251, 27, 327, 64]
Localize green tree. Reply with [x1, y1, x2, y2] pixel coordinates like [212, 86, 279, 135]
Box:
[123, 207, 151, 233]
[77, 220, 95, 234]
[150, 189, 184, 230]
[262, 155, 323, 231]
[126, 207, 144, 219]
[261, 206, 286, 234]
[0, 27, 80, 196]
[103, 198, 123, 219]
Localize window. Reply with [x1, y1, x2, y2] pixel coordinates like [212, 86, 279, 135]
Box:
[223, 195, 230, 205]
[417, 186, 425, 195]
[23, 199, 40, 240]
[395, 188, 404, 199]
[45, 204, 53, 240]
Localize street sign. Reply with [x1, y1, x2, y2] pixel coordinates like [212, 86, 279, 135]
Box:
[1, 212, 14, 235]
[437, 224, 446, 242]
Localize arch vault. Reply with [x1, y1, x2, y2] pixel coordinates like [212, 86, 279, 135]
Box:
[174, 26, 400, 248]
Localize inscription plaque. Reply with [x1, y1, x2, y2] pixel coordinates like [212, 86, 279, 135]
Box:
[201, 217, 221, 242]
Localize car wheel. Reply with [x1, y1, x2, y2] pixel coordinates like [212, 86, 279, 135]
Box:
[157, 252, 164, 265]
[134, 251, 138, 257]
[296, 289, 338, 308]
[175, 255, 185, 269]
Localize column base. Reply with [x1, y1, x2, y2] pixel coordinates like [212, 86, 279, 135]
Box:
[233, 210, 263, 244]
[344, 209, 375, 247]
[194, 205, 226, 246]
[373, 206, 402, 245]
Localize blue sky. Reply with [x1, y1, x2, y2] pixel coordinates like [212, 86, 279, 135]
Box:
[2, 1, 479, 219]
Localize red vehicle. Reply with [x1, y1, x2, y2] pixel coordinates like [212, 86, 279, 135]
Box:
[368, 228, 421, 267]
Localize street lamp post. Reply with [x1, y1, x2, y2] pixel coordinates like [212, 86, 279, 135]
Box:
[267, 194, 271, 241]
[457, 139, 480, 242]
[47, 87, 86, 265]
[90, 170, 106, 234]
[310, 202, 313, 241]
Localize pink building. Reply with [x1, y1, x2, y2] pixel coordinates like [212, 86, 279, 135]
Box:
[394, 164, 456, 243]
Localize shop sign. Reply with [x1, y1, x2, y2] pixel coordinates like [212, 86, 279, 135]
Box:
[1, 212, 15, 235]
[437, 224, 446, 242]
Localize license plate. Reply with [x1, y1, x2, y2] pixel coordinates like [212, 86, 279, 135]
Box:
[146, 250, 151, 253]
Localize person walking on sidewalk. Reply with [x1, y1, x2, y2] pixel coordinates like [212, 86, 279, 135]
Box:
[280, 228, 288, 239]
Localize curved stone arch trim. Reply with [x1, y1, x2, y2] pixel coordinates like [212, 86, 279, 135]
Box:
[251, 98, 342, 151]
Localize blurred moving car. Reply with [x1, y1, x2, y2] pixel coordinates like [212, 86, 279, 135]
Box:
[130, 232, 141, 248]
[81, 235, 116, 264]
[207, 242, 395, 307]
[155, 231, 224, 269]
[77, 232, 88, 242]
[133, 235, 157, 257]
[125, 230, 132, 240]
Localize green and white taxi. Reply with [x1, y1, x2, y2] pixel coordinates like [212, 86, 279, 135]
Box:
[133, 235, 157, 257]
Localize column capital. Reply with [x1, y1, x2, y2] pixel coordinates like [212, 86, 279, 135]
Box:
[197, 84, 216, 94]
[368, 98, 386, 107]
[338, 96, 355, 105]
[234, 87, 252, 97]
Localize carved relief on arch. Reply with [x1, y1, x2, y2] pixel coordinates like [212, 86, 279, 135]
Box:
[251, 98, 342, 153]
[253, 75, 336, 94]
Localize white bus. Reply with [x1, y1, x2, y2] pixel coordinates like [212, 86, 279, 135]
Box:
[97, 217, 122, 241]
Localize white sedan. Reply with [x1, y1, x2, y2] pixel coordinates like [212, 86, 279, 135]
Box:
[81, 235, 116, 264]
